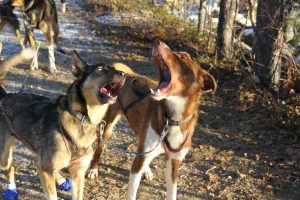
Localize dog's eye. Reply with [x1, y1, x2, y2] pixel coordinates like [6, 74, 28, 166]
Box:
[97, 67, 103, 71]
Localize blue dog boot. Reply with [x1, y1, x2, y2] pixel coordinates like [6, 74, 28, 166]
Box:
[57, 177, 71, 191]
[4, 188, 18, 200]
[4, 182, 18, 200]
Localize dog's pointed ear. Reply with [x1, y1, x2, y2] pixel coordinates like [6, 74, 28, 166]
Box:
[198, 70, 217, 93]
[72, 51, 87, 77]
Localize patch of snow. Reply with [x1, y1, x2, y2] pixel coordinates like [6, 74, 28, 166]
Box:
[207, 0, 220, 15]
[244, 28, 254, 36]
[96, 14, 123, 27]
[236, 13, 252, 27]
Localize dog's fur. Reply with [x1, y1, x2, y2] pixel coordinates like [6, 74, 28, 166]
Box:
[88, 40, 217, 200]
[60, 0, 67, 13]
[6, 0, 62, 72]
[0, 3, 25, 57]
[0, 49, 125, 199]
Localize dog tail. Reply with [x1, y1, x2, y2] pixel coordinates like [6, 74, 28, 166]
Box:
[113, 62, 137, 76]
[0, 48, 35, 86]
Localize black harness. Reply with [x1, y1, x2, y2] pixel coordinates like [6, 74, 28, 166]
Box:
[59, 107, 107, 163]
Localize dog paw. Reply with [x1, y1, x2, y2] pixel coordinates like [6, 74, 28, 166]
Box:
[87, 169, 98, 179]
[143, 166, 154, 181]
[57, 178, 71, 191]
[61, 3, 67, 14]
[48, 65, 57, 73]
[30, 62, 39, 70]
[4, 188, 18, 200]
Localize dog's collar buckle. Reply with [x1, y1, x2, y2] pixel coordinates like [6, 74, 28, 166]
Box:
[73, 110, 90, 124]
[80, 115, 88, 123]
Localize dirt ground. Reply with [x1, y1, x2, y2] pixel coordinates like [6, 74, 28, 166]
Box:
[0, 0, 299, 199]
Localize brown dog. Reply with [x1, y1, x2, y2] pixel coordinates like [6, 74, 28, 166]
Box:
[6, 0, 62, 72]
[88, 40, 217, 200]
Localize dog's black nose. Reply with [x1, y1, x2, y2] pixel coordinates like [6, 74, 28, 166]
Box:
[153, 39, 161, 47]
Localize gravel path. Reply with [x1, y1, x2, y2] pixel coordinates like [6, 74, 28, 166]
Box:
[0, 0, 299, 199]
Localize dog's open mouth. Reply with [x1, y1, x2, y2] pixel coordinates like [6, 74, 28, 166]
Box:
[151, 47, 172, 97]
[99, 81, 123, 103]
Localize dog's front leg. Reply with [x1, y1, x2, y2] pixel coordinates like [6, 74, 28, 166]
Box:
[25, 29, 38, 70]
[69, 166, 86, 200]
[69, 152, 93, 200]
[15, 29, 25, 49]
[37, 166, 58, 200]
[40, 21, 57, 72]
[61, 0, 67, 13]
[128, 155, 146, 200]
[88, 115, 120, 179]
[128, 153, 162, 199]
[166, 158, 182, 200]
[166, 149, 188, 200]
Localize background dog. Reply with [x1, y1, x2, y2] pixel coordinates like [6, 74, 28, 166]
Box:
[87, 40, 217, 200]
[0, 49, 125, 199]
[61, 0, 67, 13]
[7, 0, 63, 72]
[0, 3, 25, 57]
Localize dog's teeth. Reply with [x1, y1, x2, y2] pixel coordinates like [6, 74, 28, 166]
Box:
[150, 88, 155, 94]
[157, 89, 160, 94]
[108, 92, 112, 97]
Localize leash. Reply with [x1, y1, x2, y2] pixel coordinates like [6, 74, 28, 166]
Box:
[98, 119, 169, 157]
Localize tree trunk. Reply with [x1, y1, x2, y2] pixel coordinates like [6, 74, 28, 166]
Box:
[253, 0, 285, 89]
[198, 0, 207, 34]
[216, 0, 239, 60]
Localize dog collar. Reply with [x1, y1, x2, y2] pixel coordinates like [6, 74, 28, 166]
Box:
[72, 110, 90, 123]
[167, 114, 193, 126]
[71, 110, 107, 134]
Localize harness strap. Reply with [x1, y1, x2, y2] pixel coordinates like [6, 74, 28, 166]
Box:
[58, 120, 72, 157]
[58, 119, 89, 164]
[163, 130, 192, 153]
[58, 114, 106, 164]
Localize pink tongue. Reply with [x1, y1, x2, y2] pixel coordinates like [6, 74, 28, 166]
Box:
[100, 87, 108, 94]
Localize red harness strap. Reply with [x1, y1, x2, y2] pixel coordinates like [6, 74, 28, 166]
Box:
[163, 130, 192, 153]
[58, 121, 72, 157]
[0, 101, 36, 151]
